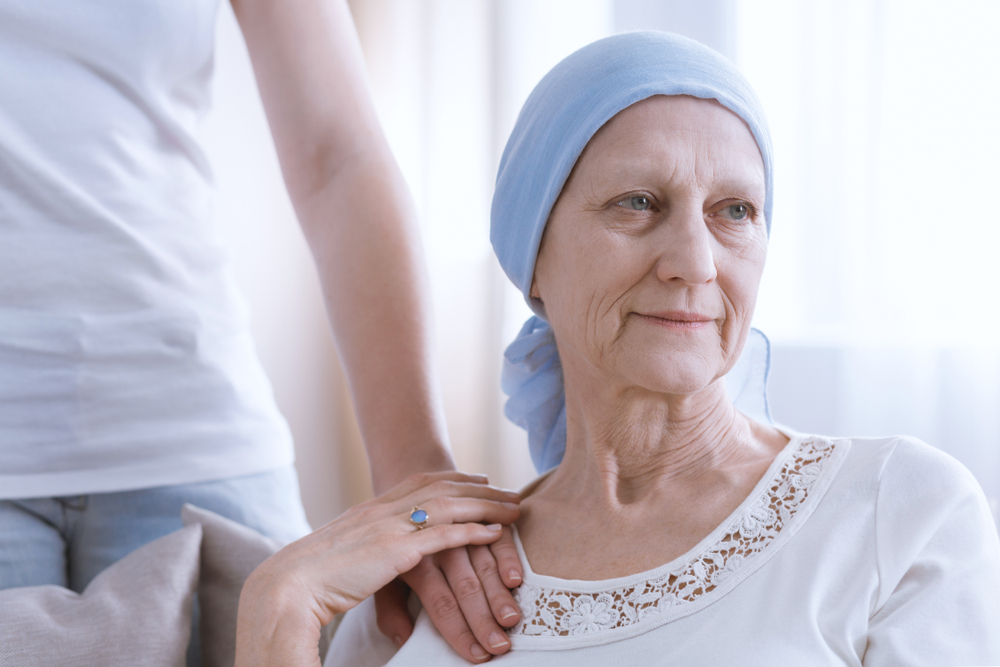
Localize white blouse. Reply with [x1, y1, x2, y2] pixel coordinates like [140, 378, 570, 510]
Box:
[325, 433, 1000, 666]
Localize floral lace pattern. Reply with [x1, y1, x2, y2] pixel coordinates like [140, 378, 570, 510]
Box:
[510, 437, 837, 639]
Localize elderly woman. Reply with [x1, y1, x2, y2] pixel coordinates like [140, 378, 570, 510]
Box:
[235, 32, 1000, 666]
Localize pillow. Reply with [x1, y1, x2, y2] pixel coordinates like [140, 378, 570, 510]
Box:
[0, 523, 202, 667]
[181, 504, 281, 667]
[180, 504, 336, 667]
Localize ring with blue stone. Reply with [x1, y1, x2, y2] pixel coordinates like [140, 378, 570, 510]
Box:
[409, 506, 429, 530]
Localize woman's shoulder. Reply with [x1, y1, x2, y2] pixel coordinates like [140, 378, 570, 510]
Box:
[821, 434, 1000, 656]
[825, 432, 981, 498]
[860, 434, 992, 538]
[783, 431, 992, 541]
[799, 431, 998, 599]
[805, 432, 994, 548]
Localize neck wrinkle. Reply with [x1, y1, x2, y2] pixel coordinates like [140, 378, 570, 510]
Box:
[551, 379, 762, 508]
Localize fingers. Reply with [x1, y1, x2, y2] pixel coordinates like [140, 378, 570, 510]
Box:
[380, 473, 519, 510]
[374, 580, 414, 648]
[408, 522, 504, 554]
[404, 481, 520, 510]
[470, 540, 520, 627]
[488, 525, 523, 589]
[363, 471, 520, 547]
[439, 547, 512, 658]
[379, 471, 493, 503]
[402, 556, 491, 663]
[414, 496, 519, 531]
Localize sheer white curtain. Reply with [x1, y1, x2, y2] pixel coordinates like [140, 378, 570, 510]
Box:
[733, 0, 1000, 521]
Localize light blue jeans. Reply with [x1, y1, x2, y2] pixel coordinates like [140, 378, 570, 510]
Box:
[0, 466, 312, 666]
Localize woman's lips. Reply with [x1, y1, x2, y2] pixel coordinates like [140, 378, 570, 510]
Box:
[634, 311, 715, 329]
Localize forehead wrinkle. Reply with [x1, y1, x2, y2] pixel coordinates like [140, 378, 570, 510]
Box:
[662, 125, 763, 200]
[579, 129, 763, 206]
[696, 139, 765, 199]
[574, 96, 764, 199]
[687, 114, 765, 199]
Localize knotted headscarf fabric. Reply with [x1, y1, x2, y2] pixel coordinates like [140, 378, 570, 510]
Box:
[492, 32, 775, 473]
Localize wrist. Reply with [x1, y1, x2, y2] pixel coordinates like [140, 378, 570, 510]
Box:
[236, 571, 327, 667]
[370, 443, 455, 494]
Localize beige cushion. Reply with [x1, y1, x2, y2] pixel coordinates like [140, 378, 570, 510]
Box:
[180, 504, 337, 667]
[0, 523, 202, 667]
[181, 504, 280, 667]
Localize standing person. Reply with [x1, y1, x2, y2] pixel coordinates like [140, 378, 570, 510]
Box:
[0, 0, 521, 664]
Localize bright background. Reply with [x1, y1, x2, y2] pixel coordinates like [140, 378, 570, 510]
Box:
[200, 0, 1000, 528]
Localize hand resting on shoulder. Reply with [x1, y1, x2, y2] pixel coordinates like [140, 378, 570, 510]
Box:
[234, 471, 520, 667]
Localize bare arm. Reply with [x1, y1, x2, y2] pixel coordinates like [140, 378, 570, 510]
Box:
[228, 0, 524, 660]
[230, 0, 451, 492]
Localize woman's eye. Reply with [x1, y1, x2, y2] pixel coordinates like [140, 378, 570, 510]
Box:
[615, 195, 651, 211]
[720, 203, 753, 221]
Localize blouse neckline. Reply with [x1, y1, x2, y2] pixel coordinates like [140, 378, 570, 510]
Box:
[507, 431, 848, 649]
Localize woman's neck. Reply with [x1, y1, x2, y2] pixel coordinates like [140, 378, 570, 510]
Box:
[555, 379, 771, 504]
[517, 378, 788, 579]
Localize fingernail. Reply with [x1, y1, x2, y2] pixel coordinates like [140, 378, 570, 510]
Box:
[470, 643, 488, 659]
[393, 635, 404, 648]
[488, 632, 510, 649]
[486, 523, 502, 531]
[502, 502, 519, 511]
[507, 569, 522, 583]
[500, 605, 518, 621]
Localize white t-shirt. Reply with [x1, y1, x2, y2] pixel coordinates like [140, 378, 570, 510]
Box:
[325, 434, 1000, 666]
[0, 0, 294, 498]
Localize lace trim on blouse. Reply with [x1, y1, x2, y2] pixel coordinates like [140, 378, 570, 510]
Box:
[509, 436, 840, 644]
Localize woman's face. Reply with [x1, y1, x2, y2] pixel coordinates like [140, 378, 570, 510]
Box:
[531, 95, 768, 397]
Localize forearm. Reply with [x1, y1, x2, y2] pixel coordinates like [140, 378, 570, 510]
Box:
[232, 0, 453, 492]
[295, 150, 454, 493]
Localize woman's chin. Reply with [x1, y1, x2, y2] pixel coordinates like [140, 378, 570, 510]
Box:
[616, 359, 725, 400]
[609, 339, 729, 398]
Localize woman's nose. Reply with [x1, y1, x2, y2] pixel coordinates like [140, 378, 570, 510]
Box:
[654, 208, 717, 285]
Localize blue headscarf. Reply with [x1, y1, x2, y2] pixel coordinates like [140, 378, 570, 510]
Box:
[491, 32, 775, 473]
